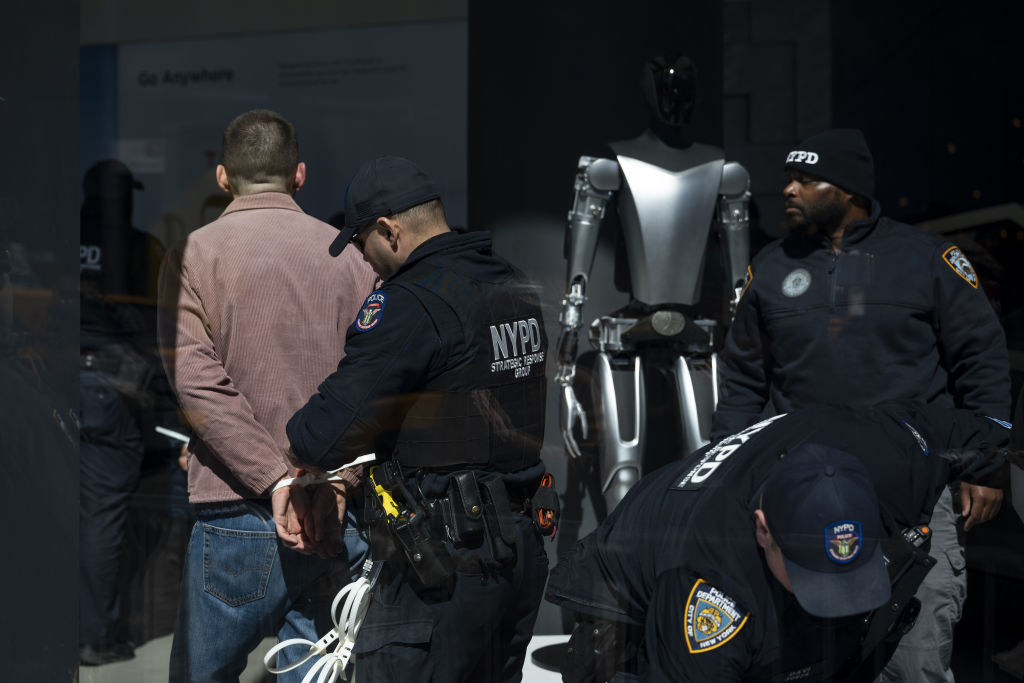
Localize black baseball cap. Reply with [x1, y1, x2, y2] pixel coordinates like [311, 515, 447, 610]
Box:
[328, 156, 440, 257]
[761, 443, 890, 618]
[83, 159, 145, 198]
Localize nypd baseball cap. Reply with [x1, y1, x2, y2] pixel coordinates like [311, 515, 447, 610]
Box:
[328, 156, 440, 257]
[784, 128, 874, 201]
[761, 443, 890, 619]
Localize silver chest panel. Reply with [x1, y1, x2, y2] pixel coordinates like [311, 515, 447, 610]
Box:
[616, 155, 724, 306]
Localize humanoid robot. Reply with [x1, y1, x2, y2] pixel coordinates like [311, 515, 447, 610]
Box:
[556, 55, 751, 511]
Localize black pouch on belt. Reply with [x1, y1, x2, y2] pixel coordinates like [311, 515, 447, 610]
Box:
[439, 470, 486, 546]
[480, 477, 517, 563]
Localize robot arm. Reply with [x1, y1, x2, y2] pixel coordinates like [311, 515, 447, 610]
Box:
[557, 156, 620, 458]
[717, 161, 751, 319]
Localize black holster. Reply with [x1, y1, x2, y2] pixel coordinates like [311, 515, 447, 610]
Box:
[365, 461, 454, 589]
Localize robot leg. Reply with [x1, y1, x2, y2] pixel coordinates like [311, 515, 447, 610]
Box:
[588, 351, 645, 512]
[671, 353, 718, 454]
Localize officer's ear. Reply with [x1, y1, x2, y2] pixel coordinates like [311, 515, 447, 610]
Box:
[378, 216, 401, 250]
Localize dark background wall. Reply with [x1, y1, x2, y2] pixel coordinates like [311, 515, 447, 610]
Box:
[833, 0, 1024, 224]
[0, 2, 79, 681]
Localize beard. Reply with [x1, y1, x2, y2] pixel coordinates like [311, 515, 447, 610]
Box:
[785, 191, 847, 235]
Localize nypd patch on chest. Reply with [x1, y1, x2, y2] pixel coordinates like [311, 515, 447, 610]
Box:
[942, 246, 978, 289]
[684, 579, 749, 654]
[355, 290, 387, 331]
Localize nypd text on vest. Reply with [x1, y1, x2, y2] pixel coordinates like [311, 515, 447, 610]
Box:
[490, 318, 545, 378]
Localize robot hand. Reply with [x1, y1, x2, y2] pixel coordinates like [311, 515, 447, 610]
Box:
[560, 381, 588, 459]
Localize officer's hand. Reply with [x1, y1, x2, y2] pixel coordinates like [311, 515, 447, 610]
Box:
[960, 482, 1003, 531]
[272, 481, 315, 554]
[560, 384, 588, 459]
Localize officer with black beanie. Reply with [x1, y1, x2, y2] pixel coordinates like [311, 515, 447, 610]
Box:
[711, 128, 1010, 682]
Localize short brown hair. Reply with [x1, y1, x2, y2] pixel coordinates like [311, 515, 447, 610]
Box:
[221, 109, 298, 190]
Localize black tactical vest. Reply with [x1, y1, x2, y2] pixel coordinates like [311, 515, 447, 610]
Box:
[389, 255, 548, 473]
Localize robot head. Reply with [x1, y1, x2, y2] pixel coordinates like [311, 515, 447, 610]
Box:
[641, 55, 697, 128]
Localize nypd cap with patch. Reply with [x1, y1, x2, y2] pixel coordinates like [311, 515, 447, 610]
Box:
[761, 443, 890, 619]
[329, 156, 441, 257]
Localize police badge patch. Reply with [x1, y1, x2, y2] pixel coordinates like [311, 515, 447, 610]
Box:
[781, 268, 811, 298]
[942, 246, 978, 289]
[355, 290, 387, 331]
[684, 579, 749, 654]
[826, 521, 862, 564]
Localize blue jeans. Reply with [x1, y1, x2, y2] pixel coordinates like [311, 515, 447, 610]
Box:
[169, 500, 367, 683]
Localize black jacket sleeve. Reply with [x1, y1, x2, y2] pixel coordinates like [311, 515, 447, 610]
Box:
[645, 568, 753, 682]
[712, 274, 771, 441]
[932, 241, 1011, 420]
[286, 287, 444, 470]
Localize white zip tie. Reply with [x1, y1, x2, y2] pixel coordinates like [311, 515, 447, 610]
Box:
[263, 559, 382, 682]
[271, 453, 378, 494]
[155, 426, 190, 443]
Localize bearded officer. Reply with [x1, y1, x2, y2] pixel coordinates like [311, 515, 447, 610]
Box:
[710, 129, 1010, 682]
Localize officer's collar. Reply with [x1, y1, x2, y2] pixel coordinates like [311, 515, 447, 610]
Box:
[387, 230, 492, 280]
[838, 200, 882, 247]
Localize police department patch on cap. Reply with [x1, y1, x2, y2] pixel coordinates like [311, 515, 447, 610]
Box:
[684, 579, 748, 654]
[355, 290, 387, 331]
[942, 246, 978, 289]
[901, 420, 930, 456]
[826, 521, 863, 564]
[781, 268, 811, 298]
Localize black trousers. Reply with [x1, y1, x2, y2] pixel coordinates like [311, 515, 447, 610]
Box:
[354, 514, 549, 683]
[79, 370, 142, 646]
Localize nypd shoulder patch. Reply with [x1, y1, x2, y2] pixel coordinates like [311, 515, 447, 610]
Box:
[942, 246, 978, 289]
[355, 290, 387, 331]
[684, 579, 749, 654]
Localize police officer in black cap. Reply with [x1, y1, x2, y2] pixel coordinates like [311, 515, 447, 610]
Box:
[286, 156, 554, 682]
[547, 401, 1011, 682]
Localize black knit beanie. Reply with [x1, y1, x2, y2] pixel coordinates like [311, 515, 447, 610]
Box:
[784, 129, 874, 201]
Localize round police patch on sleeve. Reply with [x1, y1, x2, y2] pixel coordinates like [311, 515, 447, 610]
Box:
[355, 290, 387, 331]
[942, 246, 978, 289]
[684, 579, 749, 654]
